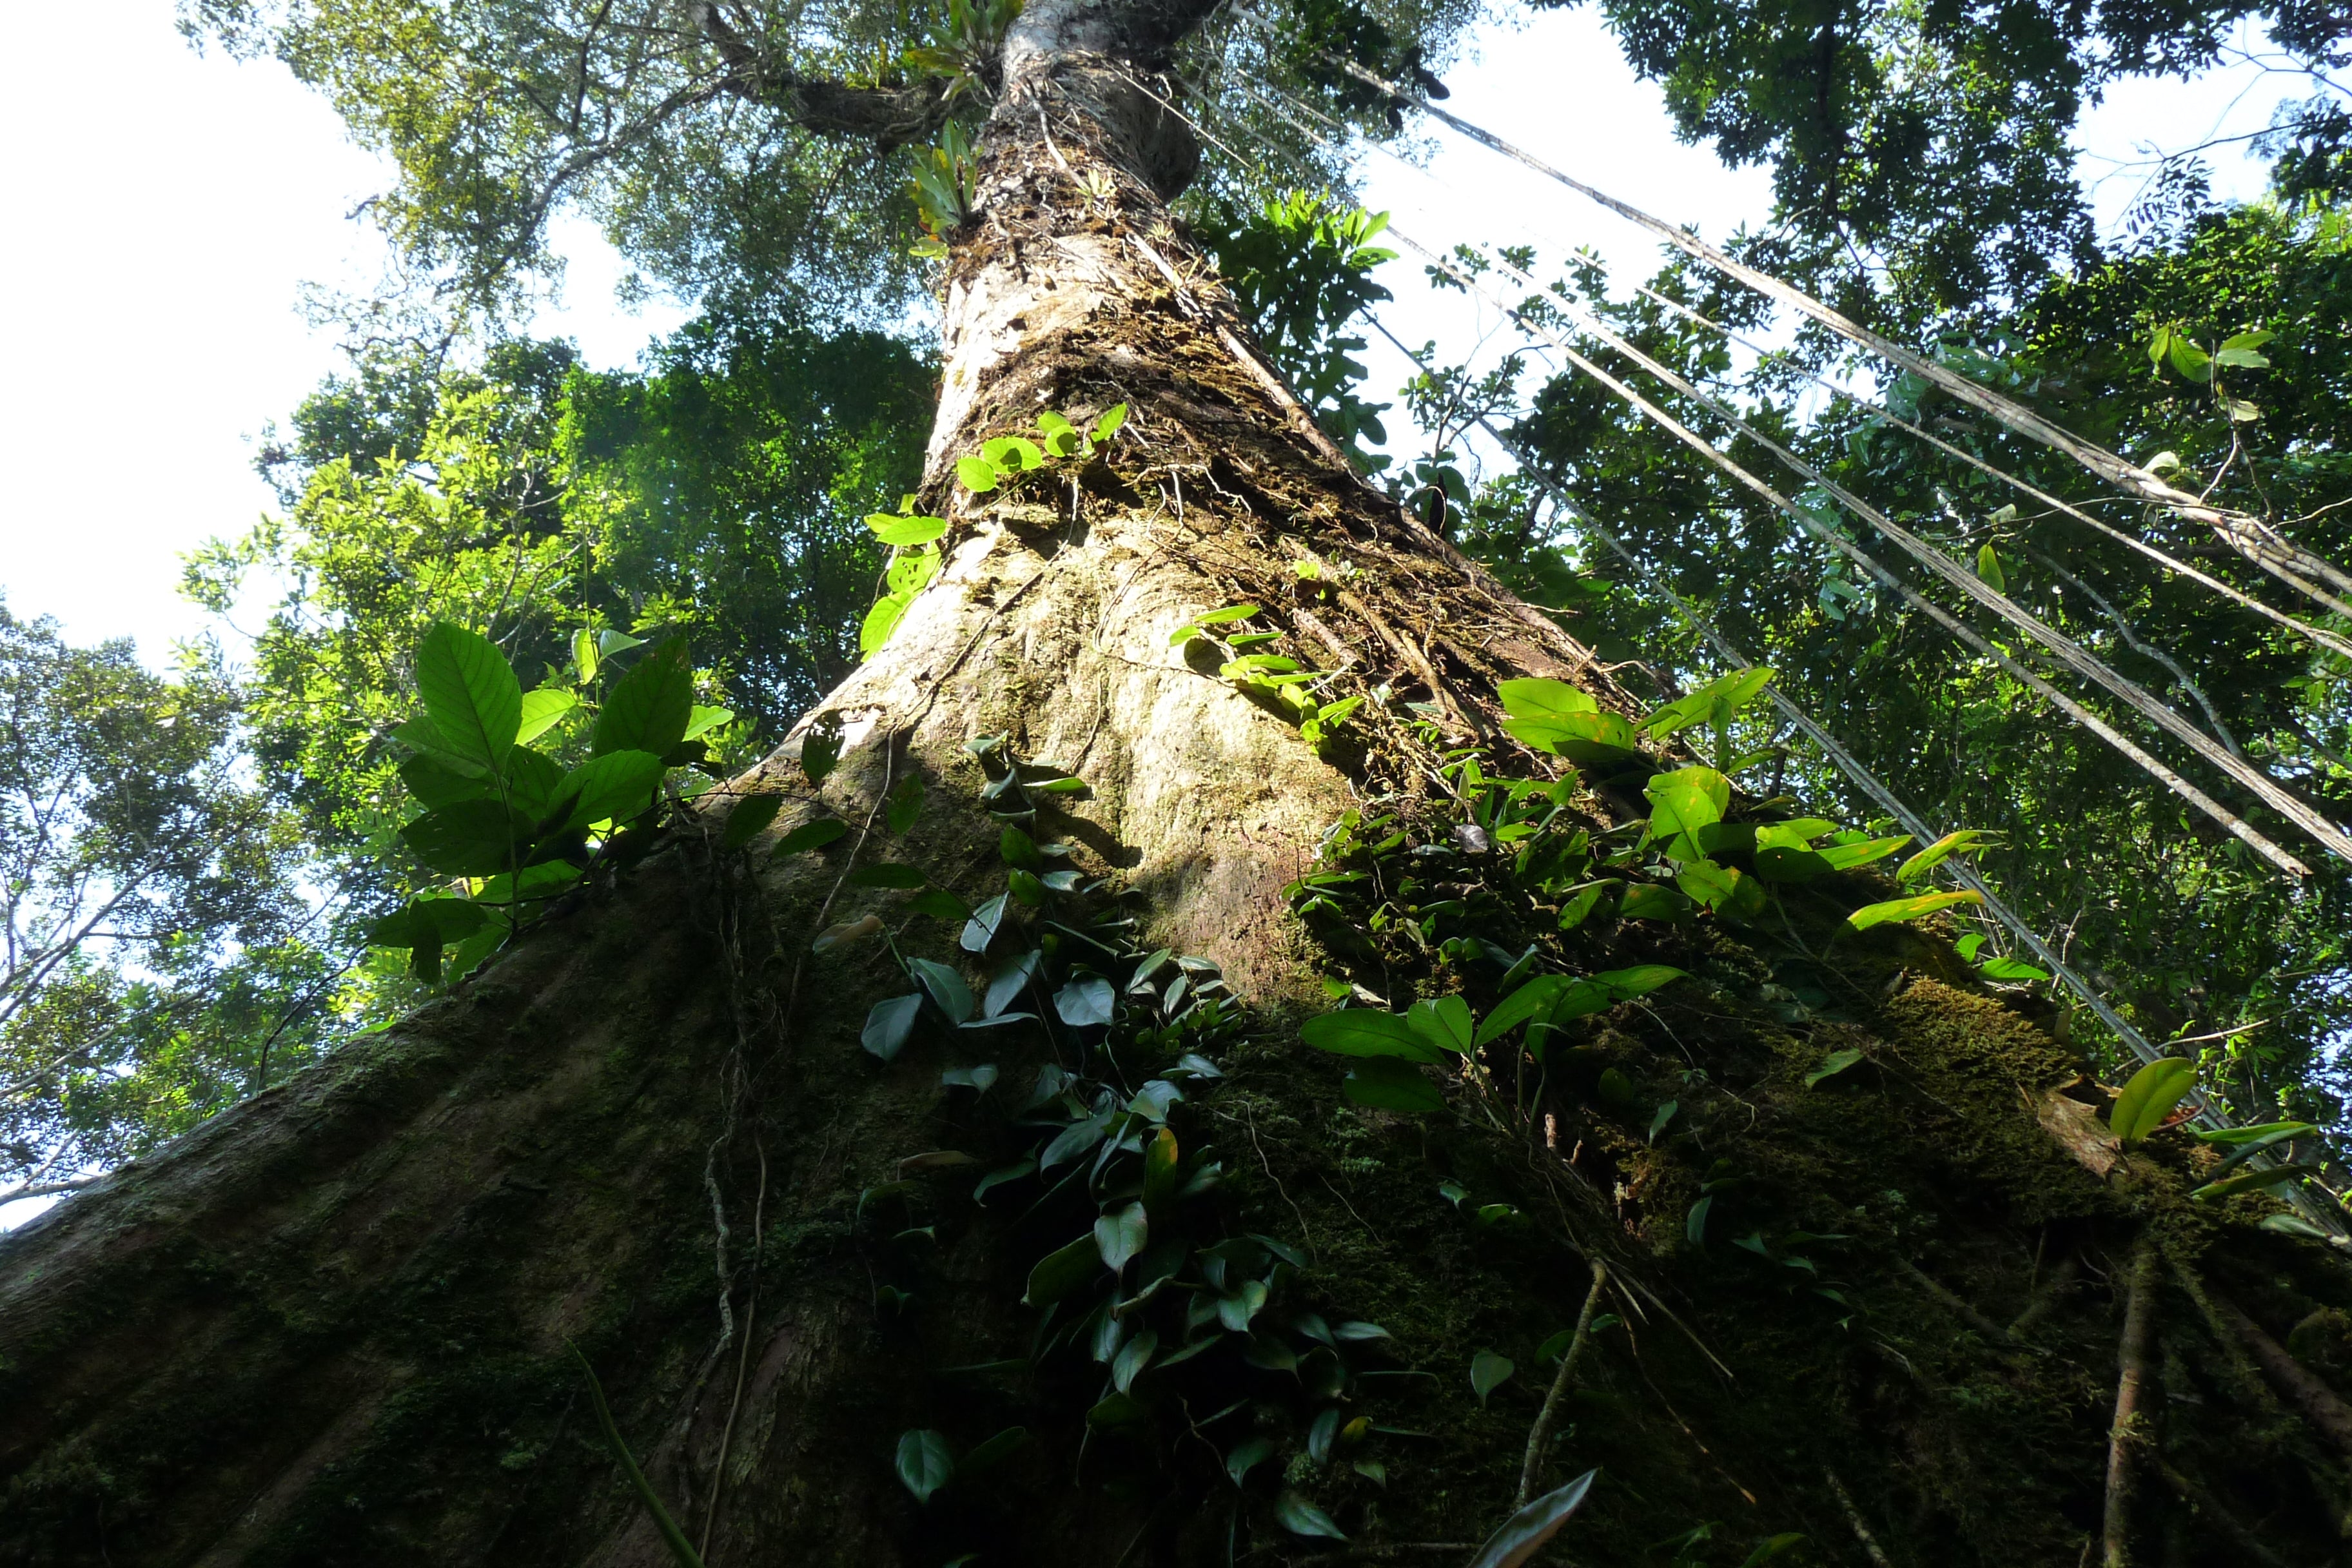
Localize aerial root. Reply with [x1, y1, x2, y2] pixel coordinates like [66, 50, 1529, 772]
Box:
[1822, 1469, 1894, 1568]
[2102, 1237, 2159, 1568]
[1517, 1259, 1610, 1507]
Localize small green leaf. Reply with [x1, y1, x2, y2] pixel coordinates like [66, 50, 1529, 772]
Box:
[1226, 1435, 1274, 1489]
[962, 893, 1010, 954]
[1303, 1010, 1444, 1062]
[1274, 1490, 1346, 1540]
[982, 435, 1044, 471]
[907, 957, 975, 1023]
[1112, 1329, 1158, 1394]
[984, 949, 1041, 1017]
[866, 512, 948, 547]
[2110, 1057, 2196, 1145]
[1686, 1193, 1713, 1245]
[1847, 890, 1981, 930]
[1142, 1126, 1181, 1212]
[772, 818, 848, 858]
[956, 455, 1000, 492]
[1193, 603, 1260, 625]
[683, 703, 732, 740]
[1805, 1047, 1866, 1088]
[862, 994, 923, 1061]
[1054, 976, 1115, 1028]
[1406, 995, 1475, 1054]
[1095, 1201, 1148, 1271]
[1976, 542, 2006, 593]
[895, 1429, 956, 1505]
[999, 823, 1042, 868]
[1092, 402, 1128, 442]
[1896, 828, 1999, 883]
[1470, 1349, 1514, 1406]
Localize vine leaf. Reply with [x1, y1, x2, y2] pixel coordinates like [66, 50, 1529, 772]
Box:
[1470, 1349, 1514, 1406]
[1274, 1489, 1346, 1539]
[1464, 1469, 1598, 1568]
[894, 1429, 956, 1505]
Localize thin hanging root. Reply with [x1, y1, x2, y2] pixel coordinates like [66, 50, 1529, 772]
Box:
[2103, 1239, 2160, 1568]
[1823, 1469, 1895, 1568]
[2153, 1456, 2291, 1568]
[1896, 1258, 2024, 1350]
[2166, 1257, 2290, 1420]
[2010, 1253, 2081, 1338]
[1517, 1260, 1609, 1507]
[2209, 1283, 2352, 1465]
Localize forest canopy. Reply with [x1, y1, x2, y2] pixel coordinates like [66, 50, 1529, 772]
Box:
[6, 0, 2344, 1204]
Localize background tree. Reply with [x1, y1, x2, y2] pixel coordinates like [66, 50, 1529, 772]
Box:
[0, 603, 335, 1205]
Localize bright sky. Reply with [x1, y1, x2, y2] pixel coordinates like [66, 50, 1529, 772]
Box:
[0, 3, 2313, 669]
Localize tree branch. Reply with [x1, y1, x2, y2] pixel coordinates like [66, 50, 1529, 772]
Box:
[689, 2, 950, 144]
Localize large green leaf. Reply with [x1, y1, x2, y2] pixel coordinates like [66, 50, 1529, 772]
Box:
[1818, 834, 1912, 871]
[366, 897, 491, 949]
[1473, 975, 1567, 1046]
[1343, 1057, 1446, 1113]
[1302, 1009, 1443, 1061]
[1023, 1233, 1104, 1306]
[1496, 678, 1598, 720]
[2110, 1057, 2195, 1144]
[861, 994, 922, 1060]
[503, 745, 565, 821]
[592, 642, 695, 758]
[416, 622, 521, 769]
[866, 512, 948, 547]
[1465, 1471, 1599, 1568]
[399, 799, 536, 876]
[399, 754, 491, 810]
[1847, 890, 1981, 930]
[554, 750, 666, 830]
[1645, 765, 1728, 839]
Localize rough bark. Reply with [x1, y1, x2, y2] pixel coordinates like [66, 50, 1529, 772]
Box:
[8, 6, 2352, 1566]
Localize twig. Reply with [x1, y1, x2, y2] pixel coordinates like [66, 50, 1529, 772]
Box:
[1823, 1469, 1894, 1568]
[2102, 1238, 2159, 1568]
[1518, 1259, 1608, 1507]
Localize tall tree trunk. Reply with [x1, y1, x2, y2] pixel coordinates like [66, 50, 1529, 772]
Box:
[7, 10, 2352, 1567]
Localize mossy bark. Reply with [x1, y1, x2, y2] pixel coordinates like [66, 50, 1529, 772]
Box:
[7, 14, 2352, 1567]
